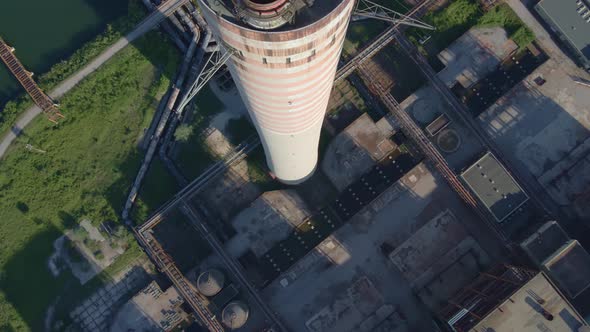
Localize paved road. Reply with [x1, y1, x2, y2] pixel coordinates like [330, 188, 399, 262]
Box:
[0, 0, 188, 159]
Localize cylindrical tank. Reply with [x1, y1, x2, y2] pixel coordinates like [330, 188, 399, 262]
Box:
[222, 301, 250, 329]
[196, 269, 225, 297]
[198, 0, 355, 184]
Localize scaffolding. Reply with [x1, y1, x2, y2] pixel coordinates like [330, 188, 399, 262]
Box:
[440, 265, 537, 332]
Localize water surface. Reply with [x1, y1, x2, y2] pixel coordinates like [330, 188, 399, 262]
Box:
[0, 0, 130, 105]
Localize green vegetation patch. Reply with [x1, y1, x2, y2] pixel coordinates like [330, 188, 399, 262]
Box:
[0, 30, 179, 331]
[477, 4, 535, 48]
[343, 0, 411, 57]
[343, 20, 389, 58]
[0, 0, 146, 138]
[408, 0, 535, 59]
[224, 117, 280, 192]
[131, 157, 180, 225]
[174, 85, 225, 180]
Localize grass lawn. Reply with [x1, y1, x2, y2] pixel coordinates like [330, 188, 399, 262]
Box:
[0, 29, 179, 331]
[407, 0, 535, 60]
[343, 0, 411, 58]
[0, 0, 146, 138]
[174, 84, 225, 180]
[343, 20, 389, 58]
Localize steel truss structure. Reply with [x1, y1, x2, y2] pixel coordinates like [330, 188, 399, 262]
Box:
[354, 0, 435, 30]
[176, 45, 235, 114]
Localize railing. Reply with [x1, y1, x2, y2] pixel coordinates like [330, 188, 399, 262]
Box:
[356, 63, 507, 242]
[138, 231, 225, 332]
[334, 0, 432, 82]
[0, 37, 64, 123]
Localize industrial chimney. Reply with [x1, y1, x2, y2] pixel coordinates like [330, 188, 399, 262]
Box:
[197, 0, 354, 184]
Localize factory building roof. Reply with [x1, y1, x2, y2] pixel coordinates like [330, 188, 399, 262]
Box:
[461, 152, 528, 222]
[521, 221, 571, 265]
[543, 240, 590, 298]
[441, 266, 589, 332]
[470, 272, 588, 331]
[535, 0, 590, 65]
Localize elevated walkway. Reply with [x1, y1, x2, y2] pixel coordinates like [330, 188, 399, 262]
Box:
[0, 37, 64, 123]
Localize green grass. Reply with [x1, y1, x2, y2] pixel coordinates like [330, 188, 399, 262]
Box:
[343, 20, 389, 58]
[407, 0, 535, 58]
[343, 0, 411, 57]
[245, 147, 282, 192]
[0, 0, 146, 138]
[175, 85, 225, 180]
[131, 157, 180, 225]
[0, 30, 179, 331]
[477, 4, 535, 48]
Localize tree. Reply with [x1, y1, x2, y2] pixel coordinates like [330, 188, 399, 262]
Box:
[174, 124, 194, 142]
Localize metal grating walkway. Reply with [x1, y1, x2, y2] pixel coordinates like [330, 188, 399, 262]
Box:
[0, 37, 64, 123]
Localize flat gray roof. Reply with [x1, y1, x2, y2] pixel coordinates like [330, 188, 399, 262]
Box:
[544, 240, 590, 298]
[461, 152, 528, 222]
[536, 0, 590, 59]
[521, 221, 570, 265]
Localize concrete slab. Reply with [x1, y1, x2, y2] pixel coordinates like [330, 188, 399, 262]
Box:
[400, 86, 484, 171]
[438, 27, 518, 88]
[225, 190, 312, 258]
[322, 113, 397, 190]
[477, 57, 590, 218]
[471, 273, 588, 332]
[110, 281, 189, 332]
[416, 238, 488, 311]
[261, 163, 506, 332]
[388, 210, 468, 284]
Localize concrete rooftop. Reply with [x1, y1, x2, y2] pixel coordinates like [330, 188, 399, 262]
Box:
[225, 190, 312, 259]
[110, 281, 188, 332]
[258, 163, 505, 332]
[536, 0, 590, 60]
[438, 27, 518, 88]
[461, 152, 529, 222]
[477, 53, 590, 219]
[471, 273, 588, 332]
[322, 113, 397, 190]
[521, 220, 571, 266]
[544, 240, 590, 299]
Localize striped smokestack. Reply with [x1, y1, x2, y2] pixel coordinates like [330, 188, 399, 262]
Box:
[198, 0, 354, 184]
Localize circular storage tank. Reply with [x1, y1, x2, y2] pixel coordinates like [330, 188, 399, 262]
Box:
[222, 301, 250, 330]
[197, 269, 225, 297]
